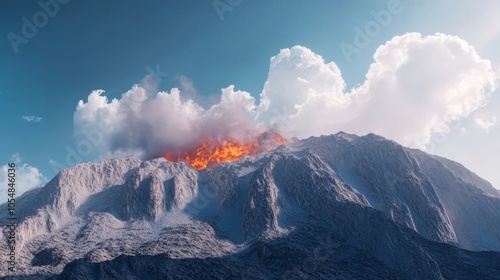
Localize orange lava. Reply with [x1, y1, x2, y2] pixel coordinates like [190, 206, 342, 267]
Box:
[165, 131, 287, 170]
[272, 132, 287, 146]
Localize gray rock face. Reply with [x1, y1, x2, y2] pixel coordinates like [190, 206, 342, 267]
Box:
[1, 132, 500, 279]
[57, 228, 500, 280]
[302, 132, 500, 251]
[31, 248, 63, 267]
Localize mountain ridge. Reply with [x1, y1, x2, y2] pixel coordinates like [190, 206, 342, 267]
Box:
[1, 132, 500, 279]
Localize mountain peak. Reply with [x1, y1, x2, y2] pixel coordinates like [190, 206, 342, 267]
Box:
[2, 133, 500, 279]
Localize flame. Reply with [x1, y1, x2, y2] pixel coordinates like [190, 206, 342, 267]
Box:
[165, 131, 286, 170]
[272, 132, 287, 146]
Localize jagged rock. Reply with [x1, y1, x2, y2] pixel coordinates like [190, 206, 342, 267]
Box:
[1, 132, 500, 279]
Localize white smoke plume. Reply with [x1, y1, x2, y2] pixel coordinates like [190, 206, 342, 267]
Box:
[74, 33, 498, 159]
[74, 84, 261, 159]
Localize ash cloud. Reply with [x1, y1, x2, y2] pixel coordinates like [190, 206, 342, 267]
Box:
[74, 84, 260, 159]
[74, 32, 499, 160]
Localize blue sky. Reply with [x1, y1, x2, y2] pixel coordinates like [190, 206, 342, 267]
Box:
[1, 0, 500, 194]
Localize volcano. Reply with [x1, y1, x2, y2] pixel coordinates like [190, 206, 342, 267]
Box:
[1, 132, 500, 279]
[164, 130, 287, 170]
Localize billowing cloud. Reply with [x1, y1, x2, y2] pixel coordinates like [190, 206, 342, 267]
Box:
[74, 84, 259, 159]
[74, 32, 499, 160]
[259, 33, 498, 148]
[21, 115, 42, 122]
[475, 114, 497, 132]
[0, 154, 46, 198]
[174, 75, 198, 101]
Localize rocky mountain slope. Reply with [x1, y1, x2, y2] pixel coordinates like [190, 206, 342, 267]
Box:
[1, 132, 500, 279]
